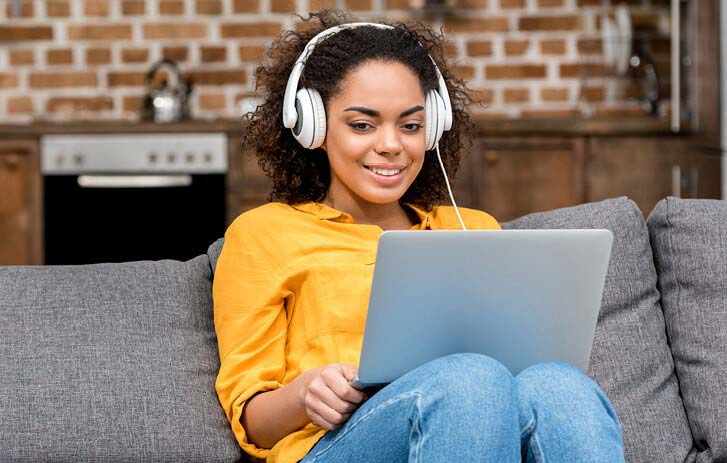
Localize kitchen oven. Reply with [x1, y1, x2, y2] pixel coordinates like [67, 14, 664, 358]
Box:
[40, 133, 227, 265]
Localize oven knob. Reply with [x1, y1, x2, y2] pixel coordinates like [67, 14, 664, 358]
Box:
[203, 152, 213, 163]
[167, 153, 176, 163]
[56, 155, 65, 166]
[148, 152, 158, 163]
[185, 152, 195, 163]
[73, 154, 84, 166]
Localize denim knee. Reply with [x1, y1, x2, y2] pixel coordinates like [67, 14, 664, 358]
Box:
[516, 362, 621, 428]
[406, 353, 517, 406]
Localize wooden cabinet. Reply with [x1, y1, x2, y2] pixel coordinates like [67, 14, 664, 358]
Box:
[0, 140, 43, 265]
[471, 137, 585, 222]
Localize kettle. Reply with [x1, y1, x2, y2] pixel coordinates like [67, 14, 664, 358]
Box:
[141, 59, 193, 122]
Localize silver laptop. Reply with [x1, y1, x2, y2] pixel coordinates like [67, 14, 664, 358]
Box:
[349, 229, 614, 390]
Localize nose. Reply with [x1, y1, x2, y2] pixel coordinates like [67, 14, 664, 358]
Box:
[374, 124, 403, 155]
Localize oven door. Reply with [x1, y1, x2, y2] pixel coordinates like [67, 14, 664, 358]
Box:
[43, 173, 226, 265]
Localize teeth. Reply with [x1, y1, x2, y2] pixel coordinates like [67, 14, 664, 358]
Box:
[367, 166, 402, 176]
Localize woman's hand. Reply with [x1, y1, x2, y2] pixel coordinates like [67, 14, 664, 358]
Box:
[298, 363, 369, 431]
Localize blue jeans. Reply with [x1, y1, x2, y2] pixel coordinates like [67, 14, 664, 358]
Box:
[299, 353, 624, 463]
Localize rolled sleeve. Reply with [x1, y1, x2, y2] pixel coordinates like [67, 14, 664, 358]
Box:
[213, 219, 290, 460]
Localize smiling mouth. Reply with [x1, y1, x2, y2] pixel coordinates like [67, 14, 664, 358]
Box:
[364, 165, 406, 176]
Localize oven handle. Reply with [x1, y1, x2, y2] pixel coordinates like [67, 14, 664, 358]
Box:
[77, 175, 193, 188]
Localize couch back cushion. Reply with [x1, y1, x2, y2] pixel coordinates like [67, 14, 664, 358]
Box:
[0, 255, 243, 462]
[647, 197, 727, 463]
[502, 197, 695, 463]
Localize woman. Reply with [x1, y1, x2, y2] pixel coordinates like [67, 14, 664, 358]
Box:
[213, 9, 624, 463]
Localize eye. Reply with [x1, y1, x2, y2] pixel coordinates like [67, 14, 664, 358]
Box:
[350, 122, 372, 131]
[403, 123, 423, 132]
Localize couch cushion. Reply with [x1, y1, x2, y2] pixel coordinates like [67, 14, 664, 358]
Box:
[647, 197, 727, 462]
[208, 237, 224, 273]
[0, 255, 244, 462]
[502, 196, 696, 463]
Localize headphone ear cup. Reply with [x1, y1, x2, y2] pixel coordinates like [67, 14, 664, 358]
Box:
[425, 89, 444, 151]
[292, 88, 326, 149]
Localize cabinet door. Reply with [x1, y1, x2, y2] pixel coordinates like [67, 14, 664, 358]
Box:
[0, 140, 42, 265]
[681, 150, 722, 200]
[474, 137, 584, 222]
[586, 136, 692, 217]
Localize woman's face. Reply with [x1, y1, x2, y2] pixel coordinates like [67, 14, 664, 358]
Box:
[321, 59, 427, 208]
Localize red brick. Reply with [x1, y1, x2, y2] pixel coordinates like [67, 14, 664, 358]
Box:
[443, 17, 510, 33]
[220, 22, 282, 38]
[121, 48, 149, 63]
[470, 89, 494, 105]
[0, 73, 19, 88]
[29, 71, 97, 88]
[519, 15, 583, 31]
[47, 1, 71, 17]
[540, 87, 569, 102]
[196, 0, 222, 15]
[505, 39, 530, 56]
[121, 0, 145, 15]
[310, 0, 336, 10]
[159, 0, 185, 15]
[486, 64, 546, 79]
[83, 0, 109, 16]
[345, 0, 373, 10]
[239, 45, 266, 61]
[270, 0, 295, 12]
[500, 0, 525, 8]
[504, 88, 530, 103]
[466, 40, 493, 57]
[201, 46, 227, 63]
[107, 72, 146, 87]
[458, 0, 488, 8]
[199, 93, 227, 110]
[233, 0, 260, 12]
[5, 0, 34, 17]
[47, 48, 74, 65]
[453, 64, 476, 80]
[9, 49, 34, 66]
[8, 96, 33, 113]
[538, 0, 564, 7]
[144, 23, 207, 39]
[122, 96, 143, 112]
[68, 25, 132, 40]
[86, 48, 111, 64]
[579, 86, 605, 101]
[577, 39, 602, 54]
[163, 46, 189, 62]
[540, 39, 566, 55]
[559, 63, 607, 78]
[0, 26, 53, 41]
[47, 96, 113, 113]
[187, 70, 247, 85]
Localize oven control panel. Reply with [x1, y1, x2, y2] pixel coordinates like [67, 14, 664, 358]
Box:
[40, 133, 227, 174]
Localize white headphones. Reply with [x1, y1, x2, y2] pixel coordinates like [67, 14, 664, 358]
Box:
[282, 22, 453, 152]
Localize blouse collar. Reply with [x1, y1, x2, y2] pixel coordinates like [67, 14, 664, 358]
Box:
[291, 201, 433, 229]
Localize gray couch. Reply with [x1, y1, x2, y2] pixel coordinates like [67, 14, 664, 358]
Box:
[1, 196, 724, 463]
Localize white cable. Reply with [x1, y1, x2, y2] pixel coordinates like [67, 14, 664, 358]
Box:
[435, 142, 467, 231]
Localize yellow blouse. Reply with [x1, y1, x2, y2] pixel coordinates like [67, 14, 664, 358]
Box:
[213, 201, 501, 463]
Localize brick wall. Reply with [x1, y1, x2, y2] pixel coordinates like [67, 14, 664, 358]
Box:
[0, 0, 672, 122]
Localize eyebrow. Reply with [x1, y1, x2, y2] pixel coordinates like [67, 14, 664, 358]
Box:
[343, 105, 424, 118]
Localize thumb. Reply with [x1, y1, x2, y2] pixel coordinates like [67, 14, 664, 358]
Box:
[339, 363, 358, 381]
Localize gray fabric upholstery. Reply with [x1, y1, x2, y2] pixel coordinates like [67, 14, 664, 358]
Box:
[208, 237, 224, 273]
[0, 256, 243, 462]
[501, 196, 696, 463]
[647, 197, 727, 463]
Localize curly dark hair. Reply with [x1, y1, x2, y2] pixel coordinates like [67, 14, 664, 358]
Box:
[241, 9, 477, 211]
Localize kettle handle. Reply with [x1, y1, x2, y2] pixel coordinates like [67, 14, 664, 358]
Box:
[145, 59, 182, 88]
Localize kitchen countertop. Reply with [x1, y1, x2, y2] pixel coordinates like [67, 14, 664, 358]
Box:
[0, 115, 683, 137]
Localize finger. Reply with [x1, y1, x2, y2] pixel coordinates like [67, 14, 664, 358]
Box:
[314, 380, 359, 415]
[311, 398, 351, 428]
[322, 368, 368, 405]
[307, 408, 337, 431]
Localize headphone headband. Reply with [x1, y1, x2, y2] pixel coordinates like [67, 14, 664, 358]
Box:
[282, 22, 452, 132]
